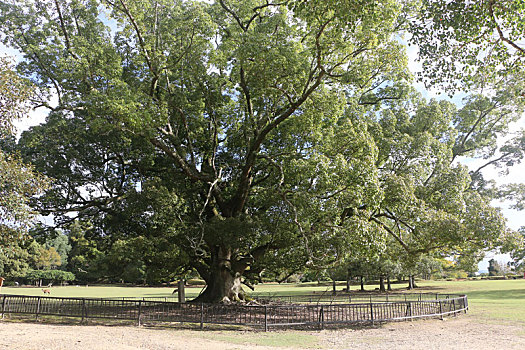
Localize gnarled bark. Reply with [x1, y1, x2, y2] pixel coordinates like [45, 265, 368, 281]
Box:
[191, 246, 247, 303]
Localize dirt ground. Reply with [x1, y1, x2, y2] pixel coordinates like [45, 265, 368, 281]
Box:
[1, 314, 525, 350]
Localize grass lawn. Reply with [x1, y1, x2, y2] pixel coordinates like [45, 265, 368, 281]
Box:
[0, 284, 202, 299]
[2, 279, 525, 348]
[417, 279, 525, 325]
[3, 278, 525, 324]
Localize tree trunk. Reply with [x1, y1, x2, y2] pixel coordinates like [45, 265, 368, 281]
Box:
[379, 276, 386, 292]
[332, 279, 337, 295]
[192, 247, 246, 303]
[360, 276, 365, 291]
[412, 275, 418, 288]
[407, 275, 418, 290]
[346, 270, 351, 292]
[194, 267, 244, 303]
[387, 276, 392, 291]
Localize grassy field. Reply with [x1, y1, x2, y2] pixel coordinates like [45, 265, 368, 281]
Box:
[3, 278, 525, 324]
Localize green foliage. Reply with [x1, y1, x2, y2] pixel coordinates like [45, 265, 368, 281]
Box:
[0, 242, 32, 278]
[410, 0, 525, 92]
[0, 56, 35, 136]
[65, 220, 106, 282]
[25, 269, 76, 284]
[34, 246, 62, 270]
[365, 90, 513, 273]
[0, 0, 415, 299]
[1, 0, 522, 300]
[488, 258, 503, 276]
[0, 57, 49, 247]
[511, 228, 525, 271]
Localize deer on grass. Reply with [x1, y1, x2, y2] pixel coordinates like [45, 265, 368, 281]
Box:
[42, 288, 51, 295]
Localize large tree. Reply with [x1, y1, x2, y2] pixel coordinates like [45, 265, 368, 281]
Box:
[2, 0, 412, 301]
[2, 0, 520, 301]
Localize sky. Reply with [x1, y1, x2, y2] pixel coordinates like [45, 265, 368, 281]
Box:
[1, 10, 523, 273]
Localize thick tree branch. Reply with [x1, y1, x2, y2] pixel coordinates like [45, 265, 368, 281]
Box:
[470, 151, 513, 179]
[149, 136, 211, 182]
[54, 0, 78, 59]
[219, 0, 246, 31]
[370, 216, 411, 253]
[488, 0, 525, 55]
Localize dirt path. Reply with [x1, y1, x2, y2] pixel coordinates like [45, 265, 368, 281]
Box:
[320, 314, 525, 350]
[1, 314, 525, 349]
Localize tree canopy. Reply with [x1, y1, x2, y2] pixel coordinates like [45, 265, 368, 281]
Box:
[410, 0, 525, 92]
[1, 0, 523, 301]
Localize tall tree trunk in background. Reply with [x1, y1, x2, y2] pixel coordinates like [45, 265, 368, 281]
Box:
[387, 277, 392, 291]
[408, 275, 418, 290]
[379, 276, 386, 292]
[346, 270, 351, 292]
[360, 276, 365, 291]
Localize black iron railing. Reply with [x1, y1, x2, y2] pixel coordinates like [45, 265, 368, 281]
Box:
[0, 292, 468, 330]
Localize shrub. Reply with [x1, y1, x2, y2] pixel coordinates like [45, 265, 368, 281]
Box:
[25, 269, 76, 285]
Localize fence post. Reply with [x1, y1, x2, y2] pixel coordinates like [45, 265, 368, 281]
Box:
[464, 296, 468, 313]
[370, 302, 374, 325]
[1, 295, 6, 319]
[137, 300, 142, 326]
[439, 300, 443, 320]
[177, 280, 185, 303]
[319, 306, 324, 330]
[36, 297, 41, 320]
[264, 306, 268, 332]
[452, 299, 456, 316]
[81, 299, 86, 324]
[200, 303, 204, 330]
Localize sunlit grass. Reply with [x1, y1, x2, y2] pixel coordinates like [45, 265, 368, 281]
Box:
[0, 285, 203, 299]
[3, 278, 525, 324]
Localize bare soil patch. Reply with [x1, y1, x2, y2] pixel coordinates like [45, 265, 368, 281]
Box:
[320, 314, 525, 350]
[1, 314, 525, 349]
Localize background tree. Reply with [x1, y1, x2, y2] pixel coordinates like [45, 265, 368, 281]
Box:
[359, 88, 521, 286]
[0, 56, 48, 247]
[510, 227, 525, 273]
[0, 242, 32, 278]
[488, 258, 503, 276]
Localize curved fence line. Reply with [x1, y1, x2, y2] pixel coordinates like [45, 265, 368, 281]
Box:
[0, 293, 468, 330]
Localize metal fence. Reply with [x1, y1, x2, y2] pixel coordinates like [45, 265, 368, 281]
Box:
[0, 293, 468, 330]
